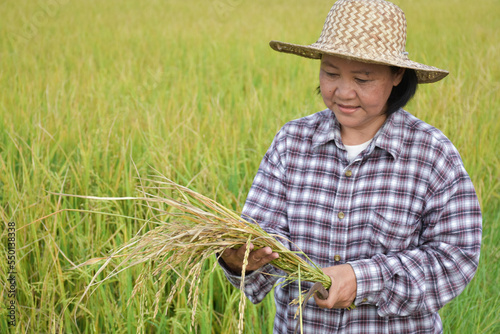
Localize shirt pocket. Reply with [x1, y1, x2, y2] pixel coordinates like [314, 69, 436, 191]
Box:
[369, 210, 421, 253]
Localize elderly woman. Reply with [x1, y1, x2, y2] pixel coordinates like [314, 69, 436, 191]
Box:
[220, 0, 482, 333]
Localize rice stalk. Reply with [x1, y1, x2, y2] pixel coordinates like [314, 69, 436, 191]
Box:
[298, 264, 303, 334]
[238, 235, 252, 334]
[63, 174, 332, 332]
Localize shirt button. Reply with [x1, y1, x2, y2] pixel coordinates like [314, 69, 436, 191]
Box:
[362, 298, 368, 303]
[345, 170, 352, 177]
[334, 254, 341, 262]
[338, 212, 345, 219]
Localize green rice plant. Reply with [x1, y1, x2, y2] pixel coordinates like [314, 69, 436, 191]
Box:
[61, 174, 332, 334]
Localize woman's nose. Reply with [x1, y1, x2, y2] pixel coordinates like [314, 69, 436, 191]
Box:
[334, 80, 356, 100]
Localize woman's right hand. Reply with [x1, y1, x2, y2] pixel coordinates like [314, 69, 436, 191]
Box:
[220, 243, 279, 275]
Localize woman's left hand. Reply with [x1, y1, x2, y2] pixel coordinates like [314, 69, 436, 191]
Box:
[314, 264, 357, 309]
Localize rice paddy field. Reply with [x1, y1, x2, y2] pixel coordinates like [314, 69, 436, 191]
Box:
[0, 0, 499, 332]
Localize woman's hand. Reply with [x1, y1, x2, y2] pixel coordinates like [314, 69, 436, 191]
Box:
[314, 264, 357, 309]
[220, 243, 279, 275]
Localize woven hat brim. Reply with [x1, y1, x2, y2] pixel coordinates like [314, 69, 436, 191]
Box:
[270, 40, 449, 84]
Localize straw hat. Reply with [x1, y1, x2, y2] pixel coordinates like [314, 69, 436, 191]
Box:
[270, 0, 448, 83]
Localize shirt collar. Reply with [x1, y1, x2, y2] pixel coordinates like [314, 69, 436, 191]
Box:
[372, 109, 404, 160]
[311, 108, 404, 160]
[311, 109, 338, 150]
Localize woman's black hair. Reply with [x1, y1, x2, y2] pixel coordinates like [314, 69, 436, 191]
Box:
[386, 67, 418, 116]
[316, 67, 419, 116]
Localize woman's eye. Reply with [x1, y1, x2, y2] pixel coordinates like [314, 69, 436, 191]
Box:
[326, 72, 338, 77]
[355, 78, 369, 83]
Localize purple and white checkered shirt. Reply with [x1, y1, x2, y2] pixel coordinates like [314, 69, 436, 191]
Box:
[221, 108, 482, 333]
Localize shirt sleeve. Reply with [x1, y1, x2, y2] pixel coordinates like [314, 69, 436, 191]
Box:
[219, 129, 290, 304]
[349, 164, 482, 316]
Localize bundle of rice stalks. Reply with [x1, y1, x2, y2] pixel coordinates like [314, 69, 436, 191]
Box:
[68, 175, 333, 333]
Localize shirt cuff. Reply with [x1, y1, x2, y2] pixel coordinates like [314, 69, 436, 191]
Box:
[348, 258, 384, 306]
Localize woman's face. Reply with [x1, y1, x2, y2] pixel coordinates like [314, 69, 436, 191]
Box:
[319, 54, 404, 144]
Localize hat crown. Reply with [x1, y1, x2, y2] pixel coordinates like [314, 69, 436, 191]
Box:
[316, 0, 408, 60]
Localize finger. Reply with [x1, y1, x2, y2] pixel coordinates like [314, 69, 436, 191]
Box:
[236, 243, 254, 258]
[245, 249, 278, 271]
[314, 284, 329, 300]
[251, 246, 275, 260]
[250, 248, 267, 262]
[256, 251, 279, 265]
[314, 291, 334, 309]
[314, 276, 336, 309]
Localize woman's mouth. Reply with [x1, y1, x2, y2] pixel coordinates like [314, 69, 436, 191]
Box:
[336, 104, 359, 114]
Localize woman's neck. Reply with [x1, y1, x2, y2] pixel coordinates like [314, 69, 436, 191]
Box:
[341, 127, 377, 145]
[339, 114, 387, 145]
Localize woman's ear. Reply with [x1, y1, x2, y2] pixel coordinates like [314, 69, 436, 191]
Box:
[393, 68, 405, 86]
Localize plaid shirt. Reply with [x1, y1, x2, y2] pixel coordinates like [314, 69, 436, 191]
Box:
[221, 109, 482, 333]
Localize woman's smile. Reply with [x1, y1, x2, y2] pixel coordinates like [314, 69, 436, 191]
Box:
[336, 103, 360, 114]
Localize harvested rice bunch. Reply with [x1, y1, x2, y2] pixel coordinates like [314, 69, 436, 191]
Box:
[71, 175, 332, 333]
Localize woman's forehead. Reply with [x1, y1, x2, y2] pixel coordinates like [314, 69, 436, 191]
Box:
[321, 54, 389, 74]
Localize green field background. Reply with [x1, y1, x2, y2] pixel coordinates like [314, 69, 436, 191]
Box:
[0, 0, 499, 332]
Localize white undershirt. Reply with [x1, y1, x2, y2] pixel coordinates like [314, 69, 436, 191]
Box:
[344, 139, 373, 162]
